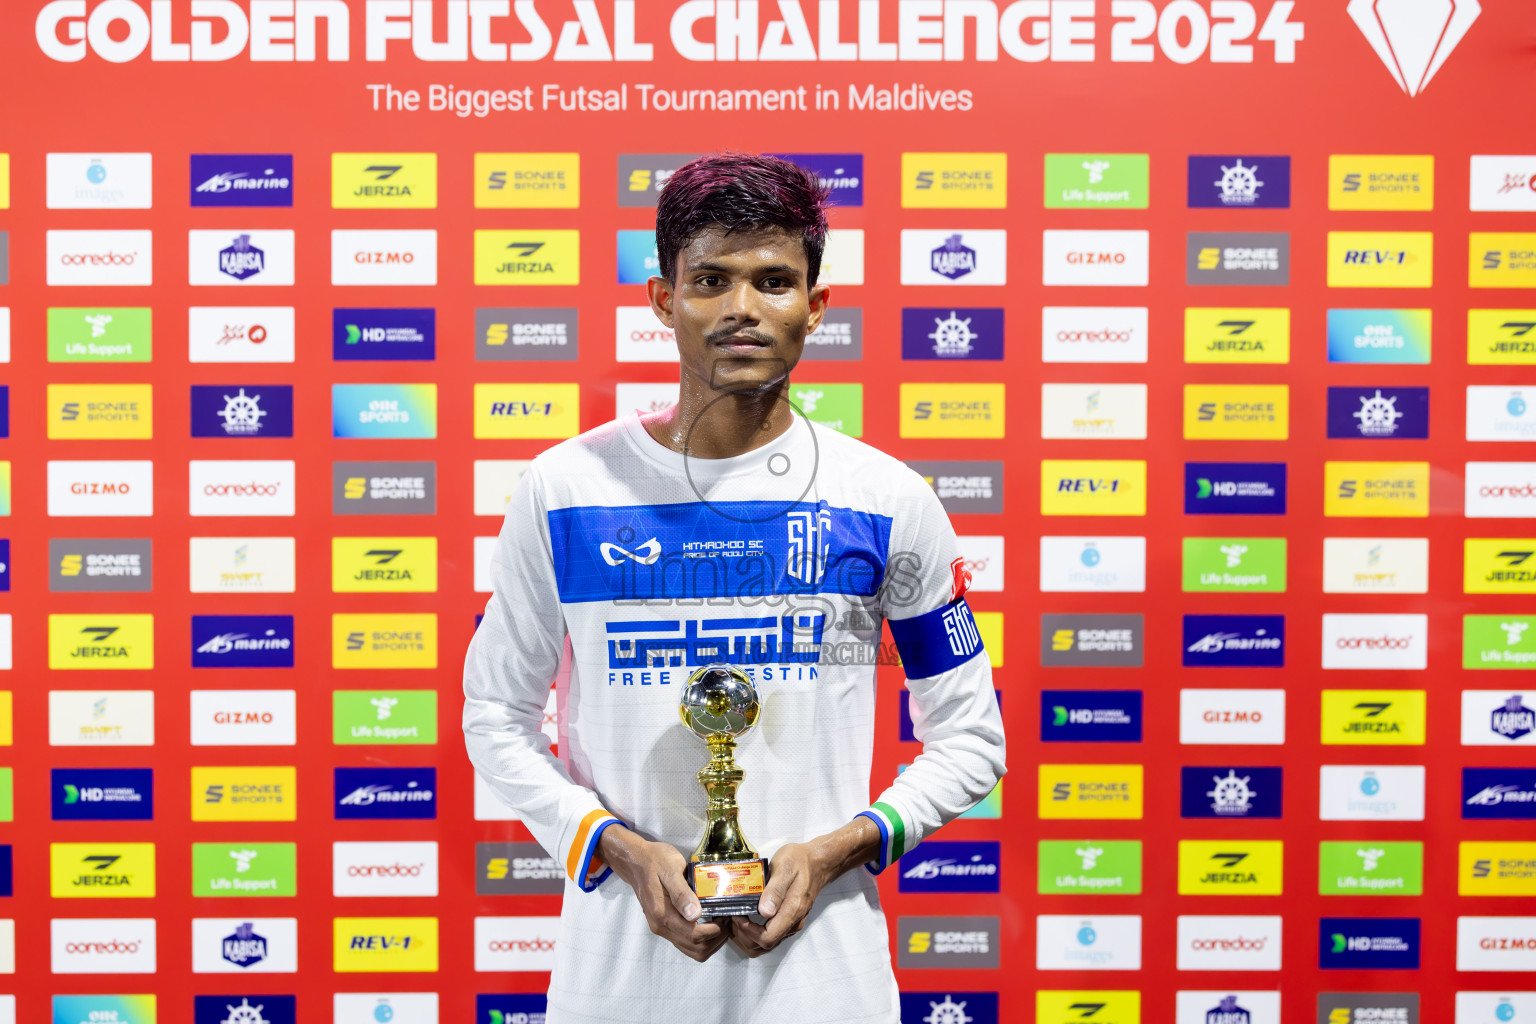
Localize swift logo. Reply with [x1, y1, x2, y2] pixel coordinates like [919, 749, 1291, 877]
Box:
[1348, 0, 1481, 97]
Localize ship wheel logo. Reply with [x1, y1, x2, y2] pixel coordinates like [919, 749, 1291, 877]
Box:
[218, 387, 268, 435]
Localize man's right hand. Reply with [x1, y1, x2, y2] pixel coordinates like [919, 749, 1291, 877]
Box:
[598, 825, 731, 962]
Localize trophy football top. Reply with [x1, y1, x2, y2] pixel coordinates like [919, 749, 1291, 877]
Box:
[678, 664, 761, 741]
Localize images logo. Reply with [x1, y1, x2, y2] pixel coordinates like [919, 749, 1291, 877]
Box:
[1041, 615, 1143, 668]
[476, 307, 578, 362]
[1348, 0, 1477, 96]
[902, 152, 1007, 208]
[473, 230, 580, 285]
[907, 460, 1004, 516]
[1183, 616, 1285, 668]
[475, 152, 580, 209]
[52, 768, 153, 821]
[1330, 155, 1435, 209]
[48, 614, 154, 670]
[476, 841, 565, 896]
[1319, 765, 1426, 822]
[1180, 766, 1283, 819]
[901, 308, 1004, 361]
[1037, 840, 1142, 895]
[191, 842, 297, 897]
[899, 915, 1002, 969]
[1326, 386, 1428, 439]
[1042, 230, 1150, 287]
[190, 153, 294, 207]
[1043, 153, 1147, 209]
[47, 307, 152, 362]
[331, 153, 437, 209]
[1034, 915, 1142, 971]
[1183, 308, 1290, 364]
[1319, 841, 1423, 896]
[1041, 461, 1146, 516]
[48, 384, 153, 440]
[50, 842, 156, 898]
[331, 229, 438, 286]
[188, 230, 294, 286]
[898, 840, 1001, 894]
[1324, 462, 1430, 517]
[190, 385, 293, 438]
[1039, 536, 1146, 593]
[474, 383, 581, 439]
[49, 538, 152, 593]
[1038, 764, 1144, 820]
[46, 153, 153, 209]
[1177, 841, 1283, 895]
[1320, 917, 1420, 969]
[900, 383, 1004, 439]
[1320, 690, 1428, 745]
[332, 384, 437, 439]
[1189, 155, 1291, 209]
[1327, 232, 1434, 287]
[332, 614, 438, 669]
[1041, 690, 1142, 742]
[1463, 768, 1536, 820]
[1467, 385, 1536, 440]
[191, 615, 294, 669]
[900, 229, 1007, 285]
[1182, 538, 1286, 593]
[1183, 384, 1288, 440]
[191, 766, 297, 822]
[1184, 462, 1287, 515]
[335, 767, 437, 820]
[1187, 233, 1289, 285]
[332, 308, 435, 361]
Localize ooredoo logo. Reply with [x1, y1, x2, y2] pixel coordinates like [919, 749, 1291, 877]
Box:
[615, 306, 678, 363]
[1176, 916, 1282, 970]
[1041, 307, 1149, 364]
[188, 461, 295, 517]
[333, 841, 438, 897]
[1322, 614, 1427, 670]
[475, 916, 560, 972]
[47, 231, 153, 286]
[1467, 464, 1536, 517]
[50, 917, 157, 973]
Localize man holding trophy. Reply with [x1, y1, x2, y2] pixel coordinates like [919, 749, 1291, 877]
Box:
[464, 153, 1007, 1023]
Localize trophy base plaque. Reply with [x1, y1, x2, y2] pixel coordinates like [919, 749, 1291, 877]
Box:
[687, 858, 769, 918]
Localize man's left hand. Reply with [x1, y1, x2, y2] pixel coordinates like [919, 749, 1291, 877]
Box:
[728, 816, 879, 957]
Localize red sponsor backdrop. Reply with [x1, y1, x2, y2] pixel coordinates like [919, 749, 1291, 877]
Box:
[1, 1, 1534, 1021]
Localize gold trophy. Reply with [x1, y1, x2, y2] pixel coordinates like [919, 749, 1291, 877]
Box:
[678, 664, 769, 917]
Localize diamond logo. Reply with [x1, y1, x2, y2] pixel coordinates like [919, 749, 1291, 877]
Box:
[1348, 0, 1481, 97]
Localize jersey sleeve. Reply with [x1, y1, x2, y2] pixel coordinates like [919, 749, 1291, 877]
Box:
[857, 475, 1007, 874]
[462, 462, 626, 892]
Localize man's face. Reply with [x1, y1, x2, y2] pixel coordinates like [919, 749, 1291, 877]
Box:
[648, 225, 829, 393]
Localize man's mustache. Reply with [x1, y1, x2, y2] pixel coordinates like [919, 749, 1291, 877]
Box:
[705, 327, 777, 346]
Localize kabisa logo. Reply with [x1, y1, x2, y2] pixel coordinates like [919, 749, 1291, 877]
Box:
[190, 385, 293, 438]
[475, 308, 579, 362]
[1041, 690, 1142, 742]
[193, 994, 296, 1024]
[1463, 768, 1536, 820]
[1184, 463, 1287, 515]
[1187, 233, 1290, 285]
[901, 229, 1007, 285]
[221, 922, 268, 969]
[901, 308, 1005, 360]
[335, 767, 437, 820]
[1320, 917, 1420, 969]
[220, 235, 265, 281]
[1183, 616, 1285, 668]
[1489, 694, 1535, 742]
[897, 841, 1001, 894]
[475, 994, 551, 1024]
[932, 234, 977, 279]
[52, 768, 153, 821]
[1325, 386, 1429, 439]
[1180, 767, 1283, 819]
[190, 154, 294, 207]
[1348, 0, 1479, 97]
[772, 152, 863, 206]
[1188, 155, 1291, 209]
[899, 992, 999, 1024]
[332, 308, 435, 361]
[192, 616, 295, 668]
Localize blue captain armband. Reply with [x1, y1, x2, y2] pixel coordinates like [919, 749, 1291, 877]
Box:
[887, 597, 984, 680]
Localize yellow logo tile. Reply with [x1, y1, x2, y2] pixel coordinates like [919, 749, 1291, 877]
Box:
[0, 155, 10, 208]
[473, 229, 580, 285]
[974, 611, 1003, 668]
[1183, 384, 1289, 440]
[474, 384, 581, 439]
[1320, 690, 1426, 745]
[1465, 539, 1536, 594]
[1178, 840, 1284, 895]
[1328, 155, 1434, 211]
[1468, 309, 1536, 364]
[48, 614, 154, 669]
[47, 384, 153, 440]
[191, 766, 297, 822]
[332, 614, 438, 669]
[1038, 764, 1143, 819]
[0, 693, 13, 746]
[331, 153, 437, 208]
[1041, 461, 1146, 517]
[1327, 232, 1433, 288]
[1459, 842, 1536, 896]
[332, 537, 439, 593]
[901, 153, 1008, 208]
[898, 383, 1005, 439]
[1470, 233, 1536, 289]
[1037, 992, 1140, 1024]
[50, 842, 156, 898]
[333, 917, 439, 972]
[1323, 462, 1429, 518]
[474, 153, 579, 209]
[1184, 308, 1291, 364]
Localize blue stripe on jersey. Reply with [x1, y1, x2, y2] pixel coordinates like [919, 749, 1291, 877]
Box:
[888, 597, 985, 680]
[547, 500, 892, 604]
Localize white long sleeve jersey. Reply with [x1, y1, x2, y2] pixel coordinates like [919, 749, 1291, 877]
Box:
[463, 411, 1007, 1024]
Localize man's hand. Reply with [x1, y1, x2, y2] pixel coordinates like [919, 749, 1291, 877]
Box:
[730, 816, 880, 958]
[598, 825, 731, 962]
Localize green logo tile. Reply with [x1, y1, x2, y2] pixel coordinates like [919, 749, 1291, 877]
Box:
[1038, 840, 1141, 894]
[1182, 537, 1287, 592]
